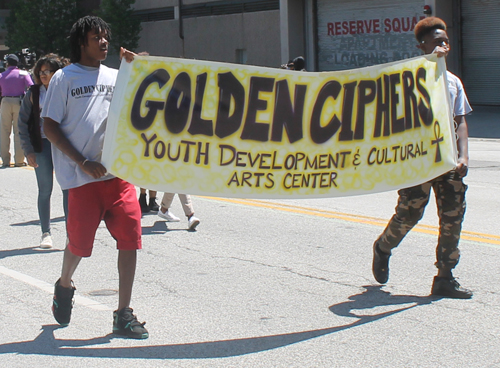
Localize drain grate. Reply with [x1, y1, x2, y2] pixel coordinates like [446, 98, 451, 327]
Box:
[87, 289, 118, 297]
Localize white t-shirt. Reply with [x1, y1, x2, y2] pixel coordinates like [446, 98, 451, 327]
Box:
[447, 71, 472, 118]
[42, 63, 118, 190]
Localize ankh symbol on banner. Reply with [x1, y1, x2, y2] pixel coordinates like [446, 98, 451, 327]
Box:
[431, 121, 443, 163]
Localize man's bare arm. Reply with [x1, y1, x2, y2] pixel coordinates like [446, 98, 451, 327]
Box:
[454, 115, 469, 178]
[43, 117, 107, 179]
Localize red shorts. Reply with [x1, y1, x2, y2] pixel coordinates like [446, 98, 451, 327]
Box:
[66, 178, 142, 257]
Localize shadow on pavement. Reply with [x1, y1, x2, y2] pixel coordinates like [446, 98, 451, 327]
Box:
[10, 216, 66, 227]
[0, 286, 441, 359]
[329, 285, 440, 318]
[0, 246, 62, 259]
[142, 221, 195, 235]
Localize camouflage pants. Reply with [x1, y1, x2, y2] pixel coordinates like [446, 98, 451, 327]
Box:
[376, 170, 467, 271]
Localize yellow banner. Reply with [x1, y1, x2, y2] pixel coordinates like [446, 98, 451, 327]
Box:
[103, 54, 456, 198]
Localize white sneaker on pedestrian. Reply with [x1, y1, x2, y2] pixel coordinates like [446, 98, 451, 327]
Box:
[158, 208, 180, 222]
[188, 216, 200, 230]
[40, 232, 53, 249]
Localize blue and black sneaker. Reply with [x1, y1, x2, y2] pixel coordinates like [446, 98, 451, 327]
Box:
[113, 307, 149, 339]
[52, 278, 76, 326]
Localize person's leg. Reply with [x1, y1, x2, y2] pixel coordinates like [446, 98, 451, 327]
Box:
[34, 139, 54, 234]
[62, 189, 69, 222]
[158, 192, 180, 221]
[148, 190, 159, 211]
[53, 183, 103, 326]
[65, 183, 103, 258]
[103, 179, 142, 309]
[104, 179, 148, 339]
[12, 104, 24, 165]
[118, 250, 136, 310]
[59, 247, 82, 287]
[114, 252, 148, 340]
[376, 182, 432, 253]
[178, 194, 194, 217]
[433, 172, 467, 274]
[430, 172, 471, 298]
[0, 100, 12, 166]
[179, 194, 200, 230]
[59, 182, 104, 283]
[138, 188, 149, 213]
[53, 245, 81, 326]
[160, 192, 175, 209]
[372, 182, 432, 284]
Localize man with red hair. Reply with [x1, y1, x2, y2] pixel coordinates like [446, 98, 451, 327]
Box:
[372, 17, 473, 299]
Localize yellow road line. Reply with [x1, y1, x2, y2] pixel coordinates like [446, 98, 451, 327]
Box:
[201, 196, 500, 246]
[12, 171, 498, 245]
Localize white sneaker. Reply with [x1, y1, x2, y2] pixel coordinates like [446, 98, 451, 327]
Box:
[188, 216, 200, 230]
[40, 232, 53, 249]
[158, 208, 180, 222]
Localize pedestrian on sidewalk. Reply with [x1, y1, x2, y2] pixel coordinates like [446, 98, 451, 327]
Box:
[0, 54, 33, 167]
[18, 54, 69, 248]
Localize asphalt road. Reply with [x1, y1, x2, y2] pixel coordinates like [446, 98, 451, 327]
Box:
[0, 138, 499, 368]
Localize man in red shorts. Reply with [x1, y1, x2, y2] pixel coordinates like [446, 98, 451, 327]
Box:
[43, 16, 148, 339]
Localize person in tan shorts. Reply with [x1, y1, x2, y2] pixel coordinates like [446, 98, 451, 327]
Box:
[158, 193, 200, 230]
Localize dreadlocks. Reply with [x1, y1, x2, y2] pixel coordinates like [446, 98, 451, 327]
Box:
[69, 16, 112, 63]
[414, 17, 447, 43]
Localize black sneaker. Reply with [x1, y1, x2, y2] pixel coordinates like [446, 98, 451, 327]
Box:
[52, 279, 76, 326]
[431, 276, 473, 299]
[139, 194, 149, 214]
[372, 242, 391, 284]
[113, 307, 149, 339]
[149, 197, 159, 212]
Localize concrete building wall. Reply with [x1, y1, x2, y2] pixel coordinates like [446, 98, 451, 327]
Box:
[280, 0, 305, 65]
[134, 0, 203, 10]
[136, 20, 182, 57]
[133, 0, 458, 72]
[134, 0, 176, 10]
[137, 9, 281, 68]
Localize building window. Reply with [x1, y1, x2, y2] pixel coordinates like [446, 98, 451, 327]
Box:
[134, 0, 279, 23]
[236, 49, 247, 64]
